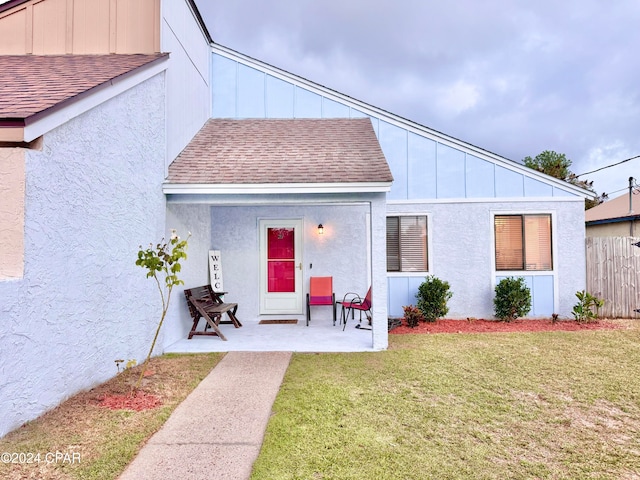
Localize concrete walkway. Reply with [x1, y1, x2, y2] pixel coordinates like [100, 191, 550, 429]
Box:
[118, 351, 292, 480]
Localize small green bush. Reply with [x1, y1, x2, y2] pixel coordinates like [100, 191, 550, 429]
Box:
[416, 275, 453, 322]
[572, 290, 604, 323]
[494, 277, 531, 322]
[402, 305, 424, 328]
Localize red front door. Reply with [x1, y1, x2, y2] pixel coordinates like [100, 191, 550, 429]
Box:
[260, 219, 303, 314]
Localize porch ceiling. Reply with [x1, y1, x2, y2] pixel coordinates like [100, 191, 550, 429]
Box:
[165, 118, 393, 194]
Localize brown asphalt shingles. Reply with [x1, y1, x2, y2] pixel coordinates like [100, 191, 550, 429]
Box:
[167, 118, 393, 185]
[0, 54, 168, 120]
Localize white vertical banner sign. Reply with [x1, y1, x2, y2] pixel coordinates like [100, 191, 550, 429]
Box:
[209, 250, 224, 293]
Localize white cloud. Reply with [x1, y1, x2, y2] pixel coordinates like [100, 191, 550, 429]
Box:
[434, 80, 480, 117]
[198, 0, 640, 184]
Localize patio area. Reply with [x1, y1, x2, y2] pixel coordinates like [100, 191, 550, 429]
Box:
[163, 316, 378, 353]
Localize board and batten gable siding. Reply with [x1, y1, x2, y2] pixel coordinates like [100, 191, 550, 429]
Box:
[211, 52, 574, 201]
[161, 0, 211, 167]
[0, 0, 161, 55]
[210, 48, 587, 319]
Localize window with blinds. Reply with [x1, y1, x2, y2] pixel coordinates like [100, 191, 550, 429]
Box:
[494, 214, 552, 271]
[387, 216, 428, 272]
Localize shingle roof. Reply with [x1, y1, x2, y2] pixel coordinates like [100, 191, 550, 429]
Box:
[0, 54, 168, 120]
[167, 118, 393, 185]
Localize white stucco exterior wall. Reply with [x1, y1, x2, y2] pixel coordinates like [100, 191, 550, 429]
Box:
[387, 198, 586, 319]
[162, 194, 389, 350]
[370, 193, 389, 349]
[0, 73, 166, 438]
[163, 202, 212, 346]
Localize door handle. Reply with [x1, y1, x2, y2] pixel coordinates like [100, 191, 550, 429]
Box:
[298, 263, 303, 270]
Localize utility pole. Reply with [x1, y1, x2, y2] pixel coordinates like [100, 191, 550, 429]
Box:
[630, 177, 636, 236]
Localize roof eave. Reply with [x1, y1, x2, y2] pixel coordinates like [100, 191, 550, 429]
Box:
[586, 215, 640, 226]
[162, 182, 393, 195]
[185, 0, 213, 44]
[0, 54, 169, 142]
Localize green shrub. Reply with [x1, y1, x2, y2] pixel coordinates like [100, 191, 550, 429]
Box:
[416, 275, 453, 322]
[494, 277, 531, 322]
[572, 290, 604, 323]
[402, 305, 424, 328]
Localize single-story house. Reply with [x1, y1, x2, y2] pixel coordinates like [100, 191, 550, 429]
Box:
[160, 42, 594, 353]
[586, 189, 640, 237]
[0, 0, 593, 438]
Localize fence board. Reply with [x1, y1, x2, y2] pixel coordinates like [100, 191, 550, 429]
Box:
[586, 237, 640, 318]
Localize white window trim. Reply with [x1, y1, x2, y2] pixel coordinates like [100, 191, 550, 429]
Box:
[386, 213, 432, 276]
[490, 210, 559, 313]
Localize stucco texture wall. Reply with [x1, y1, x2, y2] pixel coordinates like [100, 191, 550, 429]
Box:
[163, 203, 212, 347]
[387, 199, 586, 319]
[161, 202, 372, 346]
[0, 74, 166, 438]
[213, 204, 370, 320]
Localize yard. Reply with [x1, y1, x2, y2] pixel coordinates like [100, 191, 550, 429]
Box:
[252, 324, 640, 479]
[1, 323, 639, 479]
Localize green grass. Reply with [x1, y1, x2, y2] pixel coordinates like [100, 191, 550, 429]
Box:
[252, 329, 640, 479]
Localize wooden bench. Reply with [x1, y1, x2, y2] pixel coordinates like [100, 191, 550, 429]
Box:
[184, 285, 242, 340]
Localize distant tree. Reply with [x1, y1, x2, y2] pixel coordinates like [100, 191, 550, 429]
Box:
[523, 151, 572, 180]
[523, 150, 607, 209]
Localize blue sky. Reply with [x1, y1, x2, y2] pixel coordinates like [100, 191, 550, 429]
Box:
[196, 0, 640, 200]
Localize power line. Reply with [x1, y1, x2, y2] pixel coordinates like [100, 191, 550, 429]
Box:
[575, 154, 640, 178]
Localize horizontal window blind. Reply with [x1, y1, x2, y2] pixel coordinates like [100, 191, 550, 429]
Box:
[524, 215, 552, 270]
[400, 216, 427, 271]
[495, 214, 552, 271]
[387, 216, 427, 272]
[386, 217, 400, 271]
[495, 215, 524, 270]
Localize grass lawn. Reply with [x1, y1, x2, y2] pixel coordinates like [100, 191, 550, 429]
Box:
[252, 327, 640, 479]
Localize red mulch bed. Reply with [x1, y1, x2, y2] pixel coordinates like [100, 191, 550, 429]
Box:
[96, 391, 162, 411]
[390, 318, 622, 335]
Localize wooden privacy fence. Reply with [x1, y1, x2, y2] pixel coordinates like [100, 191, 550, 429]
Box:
[586, 236, 640, 318]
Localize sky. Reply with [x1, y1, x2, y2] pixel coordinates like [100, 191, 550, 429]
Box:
[196, 0, 640, 201]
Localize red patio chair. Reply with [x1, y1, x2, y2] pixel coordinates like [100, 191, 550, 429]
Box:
[338, 286, 372, 330]
[306, 276, 336, 326]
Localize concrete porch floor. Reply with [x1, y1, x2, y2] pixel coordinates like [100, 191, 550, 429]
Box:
[163, 315, 378, 353]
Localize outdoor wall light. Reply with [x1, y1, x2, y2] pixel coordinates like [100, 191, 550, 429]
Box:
[317, 224, 324, 235]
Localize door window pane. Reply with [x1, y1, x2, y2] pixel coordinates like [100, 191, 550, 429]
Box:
[267, 227, 295, 292]
[268, 228, 294, 259]
[268, 261, 295, 292]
